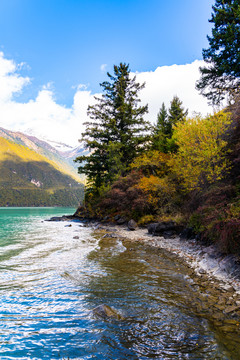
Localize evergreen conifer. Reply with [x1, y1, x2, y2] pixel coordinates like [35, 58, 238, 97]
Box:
[75, 63, 150, 195]
[196, 0, 240, 104]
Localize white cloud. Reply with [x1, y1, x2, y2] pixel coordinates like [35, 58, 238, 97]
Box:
[0, 53, 213, 147]
[133, 60, 213, 123]
[0, 51, 30, 103]
[0, 52, 99, 146]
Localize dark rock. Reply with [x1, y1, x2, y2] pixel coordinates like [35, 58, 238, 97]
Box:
[180, 227, 195, 240]
[148, 221, 177, 236]
[117, 217, 127, 225]
[128, 219, 137, 231]
[114, 215, 121, 221]
[47, 216, 65, 222]
[65, 224, 72, 227]
[195, 233, 202, 241]
[73, 236, 79, 239]
[47, 215, 78, 222]
[162, 230, 175, 239]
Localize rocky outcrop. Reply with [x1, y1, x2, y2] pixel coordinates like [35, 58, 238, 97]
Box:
[47, 216, 69, 221]
[148, 221, 180, 238]
[47, 215, 77, 222]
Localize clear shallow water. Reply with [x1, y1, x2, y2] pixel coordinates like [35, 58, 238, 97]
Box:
[0, 208, 239, 359]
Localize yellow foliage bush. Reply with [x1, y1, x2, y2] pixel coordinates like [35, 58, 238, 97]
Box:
[170, 111, 232, 191]
[229, 200, 240, 219]
[137, 175, 176, 209]
[130, 150, 170, 177]
[138, 214, 156, 225]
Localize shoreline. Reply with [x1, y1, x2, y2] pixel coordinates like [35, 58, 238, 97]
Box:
[47, 213, 240, 337]
[48, 213, 240, 315]
[91, 222, 240, 295]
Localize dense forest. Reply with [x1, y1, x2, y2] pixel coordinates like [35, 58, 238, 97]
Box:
[0, 188, 84, 207]
[75, 0, 240, 255]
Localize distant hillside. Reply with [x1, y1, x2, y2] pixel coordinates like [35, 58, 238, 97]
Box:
[0, 127, 86, 182]
[0, 133, 84, 207]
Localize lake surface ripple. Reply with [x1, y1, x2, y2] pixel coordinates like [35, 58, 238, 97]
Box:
[0, 208, 239, 359]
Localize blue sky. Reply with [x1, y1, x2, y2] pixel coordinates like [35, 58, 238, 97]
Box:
[0, 0, 215, 146]
[0, 0, 214, 105]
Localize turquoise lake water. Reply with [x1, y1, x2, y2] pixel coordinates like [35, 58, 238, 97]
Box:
[0, 207, 239, 359]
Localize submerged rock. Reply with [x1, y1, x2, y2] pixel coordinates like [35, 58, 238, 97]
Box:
[92, 304, 124, 320]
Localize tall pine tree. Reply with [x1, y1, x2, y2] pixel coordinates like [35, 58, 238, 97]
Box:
[151, 97, 188, 153]
[75, 63, 150, 195]
[167, 96, 188, 152]
[152, 102, 169, 152]
[168, 96, 188, 131]
[196, 0, 240, 104]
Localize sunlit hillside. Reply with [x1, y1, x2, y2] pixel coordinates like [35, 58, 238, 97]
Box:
[0, 137, 84, 206]
[0, 128, 84, 182]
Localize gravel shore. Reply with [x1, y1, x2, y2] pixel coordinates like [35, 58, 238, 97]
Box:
[94, 223, 240, 294]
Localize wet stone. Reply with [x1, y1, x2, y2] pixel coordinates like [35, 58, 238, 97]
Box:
[218, 297, 227, 305]
[223, 319, 240, 325]
[219, 325, 236, 333]
[214, 304, 226, 311]
[205, 295, 218, 305]
[92, 304, 124, 320]
[225, 305, 239, 314]
[212, 313, 224, 321]
[214, 321, 223, 327]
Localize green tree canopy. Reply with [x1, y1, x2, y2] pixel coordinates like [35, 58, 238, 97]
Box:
[168, 96, 188, 129]
[151, 103, 169, 152]
[151, 97, 188, 153]
[75, 63, 150, 195]
[196, 0, 240, 104]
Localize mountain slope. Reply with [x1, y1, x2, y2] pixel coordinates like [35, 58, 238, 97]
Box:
[0, 127, 85, 182]
[0, 136, 84, 206]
